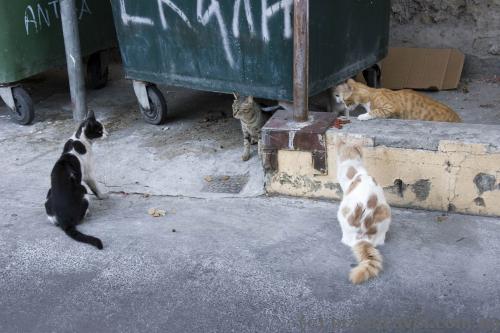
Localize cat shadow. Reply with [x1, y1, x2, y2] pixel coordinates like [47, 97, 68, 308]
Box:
[83, 194, 118, 224]
[344, 106, 365, 118]
[160, 87, 233, 123]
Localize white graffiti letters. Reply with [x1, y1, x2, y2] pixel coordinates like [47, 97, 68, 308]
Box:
[158, 0, 192, 29]
[118, 0, 294, 67]
[197, 0, 235, 67]
[261, 0, 293, 42]
[24, 0, 93, 35]
[120, 0, 154, 26]
[232, 0, 255, 38]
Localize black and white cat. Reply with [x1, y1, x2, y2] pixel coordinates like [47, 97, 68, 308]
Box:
[45, 111, 108, 249]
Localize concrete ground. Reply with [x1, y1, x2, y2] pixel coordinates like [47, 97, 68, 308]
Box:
[1, 67, 500, 332]
[424, 79, 500, 125]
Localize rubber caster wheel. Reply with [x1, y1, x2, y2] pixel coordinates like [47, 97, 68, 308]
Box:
[139, 85, 168, 125]
[87, 52, 109, 90]
[9, 87, 35, 125]
[363, 64, 382, 88]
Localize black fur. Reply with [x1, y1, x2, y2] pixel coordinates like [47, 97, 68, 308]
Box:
[75, 123, 84, 139]
[45, 112, 105, 250]
[63, 139, 87, 155]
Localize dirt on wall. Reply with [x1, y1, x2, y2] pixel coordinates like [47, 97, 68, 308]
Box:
[390, 0, 500, 76]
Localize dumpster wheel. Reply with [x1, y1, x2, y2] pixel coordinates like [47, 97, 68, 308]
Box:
[140, 85, 168, 125]
[9, 87, 35, 125]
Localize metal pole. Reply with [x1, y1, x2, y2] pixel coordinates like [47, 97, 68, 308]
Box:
[60, 0, 87, 122]
[293, 0, 309, 122]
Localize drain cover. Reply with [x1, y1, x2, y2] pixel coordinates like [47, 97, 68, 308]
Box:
[202, 174, 249, 194]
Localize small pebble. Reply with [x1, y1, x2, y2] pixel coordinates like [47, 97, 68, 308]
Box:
[172, 229, 176, 233]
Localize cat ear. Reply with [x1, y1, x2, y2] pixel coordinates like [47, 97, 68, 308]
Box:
[347, 79, 356, 87]
[87, 109, 95, 119]
[353, 145, 363, 157]
[233, 92, 239, 99]
[246, 96, 254, 103]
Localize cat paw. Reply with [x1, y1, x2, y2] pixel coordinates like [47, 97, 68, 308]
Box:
[241, 154, 251, 161]
[357, 114, 373, 121]
[97, 193, 110, 200]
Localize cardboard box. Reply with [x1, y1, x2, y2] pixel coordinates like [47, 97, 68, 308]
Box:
[380, 47, 465, 91]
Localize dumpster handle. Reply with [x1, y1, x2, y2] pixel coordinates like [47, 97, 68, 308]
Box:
[0, 86, 17, 110]
[60, 0, 87, 122]
[293, 0, 309, 123]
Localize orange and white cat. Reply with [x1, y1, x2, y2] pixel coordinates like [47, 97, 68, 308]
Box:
[336, 138, 391, 284]
[335, 79, 461, 123]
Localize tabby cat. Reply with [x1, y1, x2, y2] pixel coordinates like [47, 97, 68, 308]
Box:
[45, 111, 108, 249]
[336, 137, 391, 284]
[334, 79, 461, 122]
[232, 94, 271, 161]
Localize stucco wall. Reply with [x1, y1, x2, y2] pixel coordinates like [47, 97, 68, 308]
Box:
[390, 0, 500, 76]
[265, 119, 500, 217]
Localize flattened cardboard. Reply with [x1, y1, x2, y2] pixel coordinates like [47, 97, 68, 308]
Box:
[380, 47, 465, 91]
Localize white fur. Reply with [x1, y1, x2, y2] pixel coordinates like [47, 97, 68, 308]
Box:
[336, 153, 391, 248]
[70, 131, 108, 199]
[358, 113, 375, 121]
[357, 102, 375, 121]
[47, 215, 58, 225]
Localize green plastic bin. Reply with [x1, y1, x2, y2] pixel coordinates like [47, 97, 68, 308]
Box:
[0, 0, 116, 125]
[110, 0, 390, 125]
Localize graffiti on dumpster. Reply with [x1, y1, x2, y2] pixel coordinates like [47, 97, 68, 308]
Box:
[119, 0, 293, 68]
[24, 0, 92, 35]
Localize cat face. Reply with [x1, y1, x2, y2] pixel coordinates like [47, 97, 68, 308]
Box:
[335, 137, 363, 162]
[76, 111, 108, 141]
[334, 83, 353, 105]
[232, 94, 255, 120]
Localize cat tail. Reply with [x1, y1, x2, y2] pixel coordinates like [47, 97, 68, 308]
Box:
[63, 225, 103, 250]
[349, 240, 382, 284]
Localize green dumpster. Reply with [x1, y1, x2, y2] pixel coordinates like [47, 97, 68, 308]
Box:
[0, 0, 116, 125]
[110, 0, 390, 125]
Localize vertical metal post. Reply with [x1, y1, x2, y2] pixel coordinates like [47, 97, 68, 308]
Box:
[60, 0, 87, 122]
[293, 0, 309, 122]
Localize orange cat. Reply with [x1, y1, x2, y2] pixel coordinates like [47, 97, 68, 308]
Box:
[334, 79, 461, 123]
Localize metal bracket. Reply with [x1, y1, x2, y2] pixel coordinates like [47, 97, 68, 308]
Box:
[261, 109, 336, 175]
[0, 85, 16, 110]
[278, 101, 294, 113]
[133, 80, 151, 110]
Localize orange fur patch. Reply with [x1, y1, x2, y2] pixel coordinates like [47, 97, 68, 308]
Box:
[338, 145, 363, 162]
[363, 215, 374, 229]
[346, 166, 357, 180]
[373, 204, 391, 223]
[347, 204, 363, 227]
[350, 241, 383, 284]
[346, 175, 362, 195]
[366, 226, 378, 235]
[367, 194, 378, 209]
